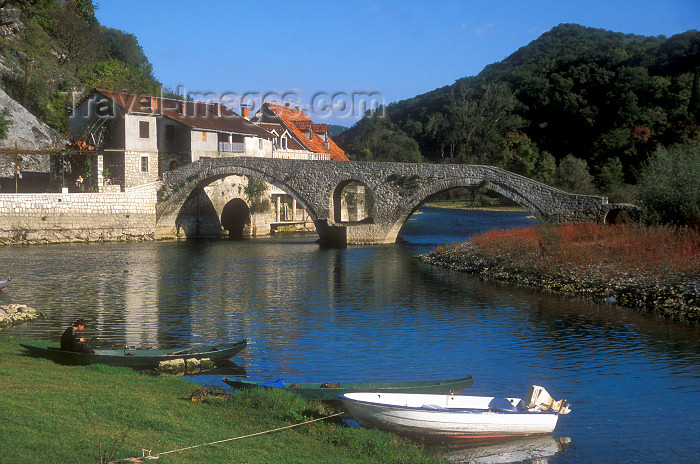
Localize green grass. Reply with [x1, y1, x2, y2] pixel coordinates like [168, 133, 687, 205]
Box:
[0, 338, 446, 464]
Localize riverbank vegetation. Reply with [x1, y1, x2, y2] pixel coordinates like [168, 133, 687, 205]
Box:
[0, 338, 444, 464]
[418, 222, 700, 324]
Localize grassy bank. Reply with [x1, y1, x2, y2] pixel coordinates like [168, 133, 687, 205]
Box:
[418, 222, 700, 324]
[0, 338, 445, 464]
[423, 199, 528, 212]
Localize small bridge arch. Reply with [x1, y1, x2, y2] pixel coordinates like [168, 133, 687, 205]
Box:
[332, 179, 374, 224]
[158, 162, 321, 238]
[221, 198, 250, 239]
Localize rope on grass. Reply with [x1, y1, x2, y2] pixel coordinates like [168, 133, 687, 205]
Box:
[138, 412, 344, 460]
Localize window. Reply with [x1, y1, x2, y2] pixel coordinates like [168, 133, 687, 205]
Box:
[141, 156, 149, 172]
[139, 121, 149, 138]
[280, 136, 287, 149]
[259, 139, 263, 150]
[201, 132, 207, 142]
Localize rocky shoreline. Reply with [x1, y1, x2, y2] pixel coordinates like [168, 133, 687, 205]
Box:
[0, 304, 44, 328]
[418, 242, 700, 326]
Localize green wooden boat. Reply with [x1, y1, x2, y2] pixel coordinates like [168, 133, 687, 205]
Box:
[20, 339, 247, 369]
[222, 375, 474, 401]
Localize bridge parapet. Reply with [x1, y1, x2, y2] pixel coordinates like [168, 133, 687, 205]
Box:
[155, 157, 640, 246]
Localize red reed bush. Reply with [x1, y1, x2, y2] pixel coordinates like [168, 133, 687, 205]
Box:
[470, 222, 700, 275]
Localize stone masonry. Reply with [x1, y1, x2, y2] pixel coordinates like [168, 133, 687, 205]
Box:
[157, 158, 639, 246]
[0, 183, 156, 244]
[0, 157, 639, 247]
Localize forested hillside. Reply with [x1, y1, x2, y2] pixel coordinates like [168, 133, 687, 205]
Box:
[0, 0, 162, 136]
[338, 24, 700, 205]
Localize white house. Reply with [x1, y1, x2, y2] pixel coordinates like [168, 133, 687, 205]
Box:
[68, 90, 274, 190]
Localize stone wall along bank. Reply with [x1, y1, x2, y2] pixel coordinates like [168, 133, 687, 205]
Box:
[0, 183, 158, 244]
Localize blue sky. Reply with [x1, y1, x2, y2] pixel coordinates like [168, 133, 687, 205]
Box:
[96, 0, 699, 126]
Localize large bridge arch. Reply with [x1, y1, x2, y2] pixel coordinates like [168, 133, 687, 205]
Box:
[157, 162, 321, 239]
[155, 158, 639, 246]
[385, 175, 547, 240]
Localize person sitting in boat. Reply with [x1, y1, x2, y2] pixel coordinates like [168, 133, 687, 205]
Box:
[60, 318, 90, 353]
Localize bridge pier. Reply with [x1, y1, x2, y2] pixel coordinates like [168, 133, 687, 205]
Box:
[154, 221, 179, 240]
[315, 221, 400, 247]
[314, 220, 347, 248]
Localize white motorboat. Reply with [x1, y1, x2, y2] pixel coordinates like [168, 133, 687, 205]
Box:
[0, 279, 11, 291]
[339, 385, 570, 441]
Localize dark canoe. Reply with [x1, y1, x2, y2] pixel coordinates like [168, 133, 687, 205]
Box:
[19, 339, 247, 369]
[222, 375, 474, 401]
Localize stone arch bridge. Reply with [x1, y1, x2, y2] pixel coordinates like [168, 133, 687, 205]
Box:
[156, 157, 638, 247]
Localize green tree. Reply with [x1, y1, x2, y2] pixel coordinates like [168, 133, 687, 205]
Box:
[595, 157, 625, 193]
[554, 154, 596, 194]
[100, 27, 156, 84]
[426, 111, 458, 160]
[371, 127, 423, 163]
[0, 107, 11, 140]
[339, 116, 423, 163]
[690, 68, 700, 121]
[502, 132, 556, 184]
[448, 82, 523, 164]
[535, 150, 556, 185]
[84, 58, 159, 94]
[50, 0, 104, 77]
[350, 148, 373, 162]
[502, 132, 539, 175]
[351, 24, 700, 177]
[44, 92, 71, 136]
[244, 177, 270, 214]
[637, 141, 700, 226]
[69, 0, 98, 26]
[0, 68, 51, 122]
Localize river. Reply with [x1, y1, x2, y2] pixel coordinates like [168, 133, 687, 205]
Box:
[1, 206, 699, 463]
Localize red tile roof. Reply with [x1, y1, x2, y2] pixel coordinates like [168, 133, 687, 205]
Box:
[263, 103, 348, 161]
[161, 100, 273, 139]
[79, 90, 272, 139]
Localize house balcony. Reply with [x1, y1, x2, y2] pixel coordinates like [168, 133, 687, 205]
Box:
[218, 142, 246, 153]
[272, 149, 330, 161]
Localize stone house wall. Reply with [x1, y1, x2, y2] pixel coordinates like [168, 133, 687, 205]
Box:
[124, 151, 158, 188]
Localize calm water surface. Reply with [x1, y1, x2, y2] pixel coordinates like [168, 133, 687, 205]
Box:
[1, 207, 699, 463]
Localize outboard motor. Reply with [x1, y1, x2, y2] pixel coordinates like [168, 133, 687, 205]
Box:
[525, 385, 571, 414]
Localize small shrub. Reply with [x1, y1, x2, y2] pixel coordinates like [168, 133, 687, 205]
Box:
[244, 177, 270, 214]
[637, 141, 700, 226]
